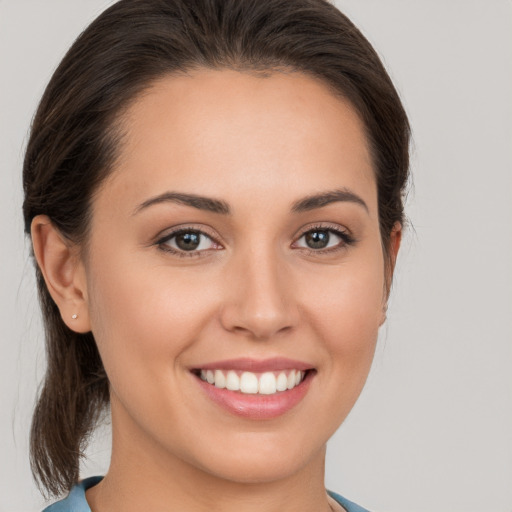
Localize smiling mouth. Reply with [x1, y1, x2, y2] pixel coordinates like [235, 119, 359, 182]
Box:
[194, 369, 309, 395]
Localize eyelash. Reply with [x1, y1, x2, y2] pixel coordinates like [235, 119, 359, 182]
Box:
[155, 224, 355, 258]
[156, 227, 221, 258]
[293, 224, 356, 255]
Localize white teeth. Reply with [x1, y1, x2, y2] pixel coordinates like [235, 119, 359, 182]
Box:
[214, 369, 226, 388]
[287, 370, 296, 390]
[199, 368, 307, 395]
[240, 372, 259, 394]
[276, 372, 288, 392]
[226, 370, 240, 391]
[259, 372, 277, 395]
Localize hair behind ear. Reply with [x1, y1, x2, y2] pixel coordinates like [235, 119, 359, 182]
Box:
[30, 267, 109, 498]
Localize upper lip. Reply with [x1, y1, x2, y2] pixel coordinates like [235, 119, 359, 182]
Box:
[192, 357, 313, 372]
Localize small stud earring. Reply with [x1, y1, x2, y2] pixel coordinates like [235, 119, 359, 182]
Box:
[71, 314, 78, 320]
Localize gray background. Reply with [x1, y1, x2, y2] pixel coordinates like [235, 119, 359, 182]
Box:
[1, 1, 511, 511]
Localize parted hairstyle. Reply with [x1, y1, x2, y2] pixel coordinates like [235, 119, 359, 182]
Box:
[23, 0, 410, 499]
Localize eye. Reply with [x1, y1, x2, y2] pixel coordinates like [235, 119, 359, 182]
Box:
[157, 228, 221, 255]
[293, 227, 354, 251]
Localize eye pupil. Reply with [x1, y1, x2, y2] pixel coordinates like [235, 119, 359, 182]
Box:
[305, 230, 329, 249]
[176, 232, 201, 251]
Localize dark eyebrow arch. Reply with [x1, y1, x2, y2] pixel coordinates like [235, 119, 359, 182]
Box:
[133, 192, 231, 215]
[291, 188, 369, 213]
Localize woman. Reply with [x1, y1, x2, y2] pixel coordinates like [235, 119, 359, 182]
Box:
[23, 0, 409, 511]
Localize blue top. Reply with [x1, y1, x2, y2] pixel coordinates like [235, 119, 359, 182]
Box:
[43, 476, 370, 512]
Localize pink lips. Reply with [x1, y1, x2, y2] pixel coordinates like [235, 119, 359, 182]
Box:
[197, 357, 312, 372]
[192, 358, 315, 420]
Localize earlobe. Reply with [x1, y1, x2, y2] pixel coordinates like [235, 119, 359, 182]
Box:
[379, 304, 387, 327]
[31, 215, 91, 333]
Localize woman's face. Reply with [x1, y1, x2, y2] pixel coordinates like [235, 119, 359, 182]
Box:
[81, 69, 395, 483]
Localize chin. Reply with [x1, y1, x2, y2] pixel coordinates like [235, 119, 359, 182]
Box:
[187, 433, 325, 485]
[203, 457, 312, 485]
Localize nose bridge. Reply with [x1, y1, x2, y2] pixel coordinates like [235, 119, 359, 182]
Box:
[221, 242, 298, 339]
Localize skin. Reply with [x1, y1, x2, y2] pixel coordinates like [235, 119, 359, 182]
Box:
[32, 69, 400, 512]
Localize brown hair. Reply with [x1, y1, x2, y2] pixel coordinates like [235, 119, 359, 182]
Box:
[23, 0, 410, 498]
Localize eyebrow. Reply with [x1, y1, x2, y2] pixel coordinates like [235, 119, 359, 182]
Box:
[291, 188, 369, 213]
[134, 187, 368, 216]
[133, 192, 231, 215]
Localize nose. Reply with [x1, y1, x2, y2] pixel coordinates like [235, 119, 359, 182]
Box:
[219, 246, 299, 340]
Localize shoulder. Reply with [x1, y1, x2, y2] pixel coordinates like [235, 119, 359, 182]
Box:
[328, 490, 371, 512]
[42, 476, 103, 512]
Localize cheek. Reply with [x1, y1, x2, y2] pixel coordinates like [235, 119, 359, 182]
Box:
[305, 248, 385, 398]
[84, 252, 219, 396]
[307, 249, 385, 341]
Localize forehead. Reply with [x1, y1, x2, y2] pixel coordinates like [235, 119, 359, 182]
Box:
[102, 69, 376, 215]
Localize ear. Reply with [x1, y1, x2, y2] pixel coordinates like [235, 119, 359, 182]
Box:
[31, 215, 91, 333]
[388, 221, 402, 276]
[381, 221, 402, 325]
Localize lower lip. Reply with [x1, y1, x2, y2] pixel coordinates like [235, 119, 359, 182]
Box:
[195, 371, 314, 420]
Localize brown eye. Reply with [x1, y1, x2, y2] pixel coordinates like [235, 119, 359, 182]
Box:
[304, 230, 330, 249]
[175, 231, 201, 251]
[294, 227, 353, 252]
[159, 229, 219, 254]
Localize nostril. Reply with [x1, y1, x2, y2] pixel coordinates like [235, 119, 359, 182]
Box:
[221, 305, 298, 340]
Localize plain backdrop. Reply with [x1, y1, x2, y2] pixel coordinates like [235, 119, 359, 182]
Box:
[1, 1, 511, 511]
